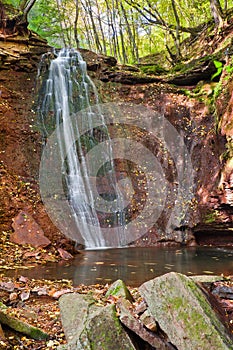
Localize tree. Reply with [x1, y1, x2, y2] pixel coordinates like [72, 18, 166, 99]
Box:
[0, 0, 37, 34]
[1, 0, 233, 64]
[210, 0, 225, 26]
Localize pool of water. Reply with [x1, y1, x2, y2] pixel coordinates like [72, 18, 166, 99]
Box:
[3, 246, 233, 287]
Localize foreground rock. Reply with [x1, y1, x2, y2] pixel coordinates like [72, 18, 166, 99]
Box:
[139, 272, 233, 349]
[59, 293, 135, 349]
[105, 279, 134, 302]
[0, 302, 49, 340]
[117, 298, 175, 349]
[58, 273, 233, 349]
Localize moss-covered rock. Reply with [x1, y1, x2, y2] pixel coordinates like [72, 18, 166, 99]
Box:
[105, 279, 133, 302]
[139, 272, 233, 350]
[59, 293, 136, 350]
[0, 302, 49, 340]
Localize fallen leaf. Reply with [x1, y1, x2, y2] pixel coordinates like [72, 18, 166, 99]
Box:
[57, 248, 73, 260]
[19, 276, 28, 283]
[20, 290, 30, 301]
[9, 292, 18, 301]
[0, 282, 15, 292]
[50, 289, 72, 299]
[31, 286, 48, 296]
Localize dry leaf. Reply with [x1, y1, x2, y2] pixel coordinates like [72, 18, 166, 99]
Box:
[20, 290, 30, 301]
[9, 292, 18, 301]
[51, 289, 72, 299]
[0, 281, 15, 292]
[19, 276, 28, 283]
[57, 248, 73, 260]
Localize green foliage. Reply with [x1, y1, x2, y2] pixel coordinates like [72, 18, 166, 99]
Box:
[3, 0, 233, 64]
[225, 64, 233, 74]
[28, 1, 66, 47]
[1, 0, 20, 7]
[211, 60, 223, 80]
[204, 211, 219, 224]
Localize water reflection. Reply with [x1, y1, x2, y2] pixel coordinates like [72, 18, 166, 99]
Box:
[3, 247, 233, 287]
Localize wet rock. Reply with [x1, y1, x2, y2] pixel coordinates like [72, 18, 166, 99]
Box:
[11, 211, 51, 248]
[194, 223, 233, 246]
[57, 248, 74, 260]
[0, 302, 49, 340]
[139, 272, 233, 350]
[59, 293, 135, 349]
[106, 279, 134, 302]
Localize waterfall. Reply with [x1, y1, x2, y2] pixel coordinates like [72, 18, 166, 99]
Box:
[37, 48, 195, 249]
[37, 48, 125, 249]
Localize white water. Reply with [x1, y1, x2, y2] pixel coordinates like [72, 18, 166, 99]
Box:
[38, 48, 125, 248]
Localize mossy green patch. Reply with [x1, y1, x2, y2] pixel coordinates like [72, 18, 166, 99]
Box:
[106, 279, 133, 302]
[0, 303, 49, 340]
[204, 210, 219, 224]
[139, 64, 167, 75]
[139, 272, 233, 350]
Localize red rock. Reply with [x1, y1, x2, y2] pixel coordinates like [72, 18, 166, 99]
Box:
[11, 211, 51, 248]
[57, 248, 73, 260]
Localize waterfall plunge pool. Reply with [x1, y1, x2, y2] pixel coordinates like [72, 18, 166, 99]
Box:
[2, 246, 233, 287]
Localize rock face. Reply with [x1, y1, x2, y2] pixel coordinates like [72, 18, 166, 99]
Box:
[215, 59, 233, 221]
[0, 26, 232, 247]
[0, 40, 68, 248]
[0, 32, 50, 71]
[102, 73, 233, 245]
[139, 272, 233, 350]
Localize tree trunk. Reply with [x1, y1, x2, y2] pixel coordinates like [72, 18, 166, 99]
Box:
[210, 0, 225, 26]
[0, 0, 37, 35]
[20, 0, 37, 20]
[74, 0, 80, 48]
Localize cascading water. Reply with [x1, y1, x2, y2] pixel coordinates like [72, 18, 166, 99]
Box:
[37, 48, 126, 249]
[38, 48, 194, 250]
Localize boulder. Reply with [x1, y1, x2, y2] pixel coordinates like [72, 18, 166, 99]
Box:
[105, 279, 133, 302]
[139, 272, 233, 350]
[190, 275, 224, 283]
[117, 298, 174, 349]
[59, 293, 136, 349]
[0, 302, 49, 340]
[11, 211, 51, 248]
